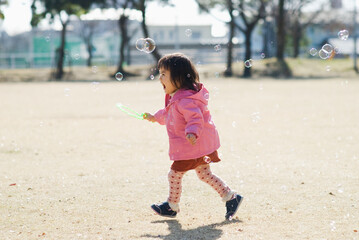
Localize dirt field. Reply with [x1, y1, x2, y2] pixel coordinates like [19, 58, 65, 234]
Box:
[0, 77, 358, 239]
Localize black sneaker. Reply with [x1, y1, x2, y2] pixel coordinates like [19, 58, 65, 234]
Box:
[225, 194, 243, 220]
[151, 202, 177, 218]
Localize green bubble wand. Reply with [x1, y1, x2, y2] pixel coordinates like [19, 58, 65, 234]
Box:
[116, 103, 145, 120]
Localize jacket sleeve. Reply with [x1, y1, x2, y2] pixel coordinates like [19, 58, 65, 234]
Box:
[177, 99, 204, 138]
[154, 108, 167, 125]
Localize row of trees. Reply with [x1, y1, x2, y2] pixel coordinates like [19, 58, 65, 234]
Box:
[1, 0, 342, 79]
[29, 0, 169, 80]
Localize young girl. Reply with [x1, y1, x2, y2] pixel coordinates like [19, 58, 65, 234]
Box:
[144, 53, 243, 220]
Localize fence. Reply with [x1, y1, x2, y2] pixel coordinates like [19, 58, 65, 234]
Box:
[0, 45, 246, 69]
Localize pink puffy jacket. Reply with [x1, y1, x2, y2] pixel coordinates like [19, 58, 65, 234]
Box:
[154, 83, 220, 160]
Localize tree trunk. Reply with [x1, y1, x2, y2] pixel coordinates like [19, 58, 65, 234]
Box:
[86, 39, 93, 67]
[276, 0, 285, 61]
[117, 14, 128, 73]
[224, 0, 235, 77]
[293, 20, 301, 58]
[243, 28, 253, 78]
[55, 21, 68, 80]
[139, 0, 161, 63]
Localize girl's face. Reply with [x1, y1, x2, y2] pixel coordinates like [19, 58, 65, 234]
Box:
[159, 68, 177, 95]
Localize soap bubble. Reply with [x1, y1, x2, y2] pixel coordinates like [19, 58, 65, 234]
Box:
[214, 44, 221, 52]
[150, 74, 154, 80]
[136, 38, 156, 53]
[91, 82, 100, 92]
[309, 48, 318, 56]
[143, 38, 156, 53]
[260, 53, 265, 58]
[322, 44, 333, 54]
[244, 59, 253, 68]
[64, 88, 70, 97]
[73, 53, 80, 60]
[251, 111, 260, 123]
[115, 72, 123, 81]
[136, 38, 146, 51]
[91, 66, 97, 73]
[338, 29, 349, 40]
[330, 221, 336, 231]
[185, 29, 192, 37]
[318, 49, 329, 59]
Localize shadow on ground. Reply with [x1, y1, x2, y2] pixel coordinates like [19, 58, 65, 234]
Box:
[141, 219, 242, 240]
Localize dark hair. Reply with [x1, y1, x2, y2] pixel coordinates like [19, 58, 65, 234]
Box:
[157, 53, 200, 91]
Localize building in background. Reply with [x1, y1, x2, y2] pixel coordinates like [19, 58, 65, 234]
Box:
[0, 19, 239, 69]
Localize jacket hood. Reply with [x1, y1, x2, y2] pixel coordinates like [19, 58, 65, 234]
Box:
[167, 83, 209, 106]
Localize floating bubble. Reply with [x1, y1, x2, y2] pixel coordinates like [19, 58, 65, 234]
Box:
[244, 59, 253, 68]
[338, 29, 349, 40]
[326, 65, 331, 72]
[91, 81, 100, 92]
[91, 66, 98, 73]
[334, 47, 340, 54]
[150, 74, 154, 80]
[318, 49, 329, 59]
[115, 72, 123, 81]
[214, 44, 221, 52]
[136, 38, 146, 51]
[136, 38, 156, 53]
[143, 38, 156, 53]
[185, 29, 192, 37]
[260, 53, 265, 58]
[251, 111, 260, 123]
[64, 88, 70, 97]
[73, 53, 80, 60]
[45, 36, 51, 42]
[330, 221, 336, 231]
[322, 44, 333, 54]
[309, 48, 318, 56]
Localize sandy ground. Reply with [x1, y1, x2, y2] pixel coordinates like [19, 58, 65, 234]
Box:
[0, 77, 358, 240]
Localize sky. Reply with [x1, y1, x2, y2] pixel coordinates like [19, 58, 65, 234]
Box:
[0, 0, 229, 37]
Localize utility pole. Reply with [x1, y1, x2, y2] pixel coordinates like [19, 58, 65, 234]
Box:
[354, 0, 358, 73]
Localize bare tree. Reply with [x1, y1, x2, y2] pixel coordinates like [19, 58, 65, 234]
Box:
[224, 0, 236, 76]
[31, 0, 102, 80]
[276, 0, 285, 61]
[275, 0, 292, 77]
[196, 0, 237, 76]
[101, 0, 137, 76]
[286, 0, 325, 58]
[79, 20, 99, 67]
[197, 0, 266, 78]
[234, 0, 266, 78]
[136, 0, 162, 63]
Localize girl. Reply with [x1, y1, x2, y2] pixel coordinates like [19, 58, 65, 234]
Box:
[144, 53, 243, 220]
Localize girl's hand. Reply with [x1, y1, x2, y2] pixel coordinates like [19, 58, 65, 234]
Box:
[143, 112, 156, 122]
[186, 133, 197, 145]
